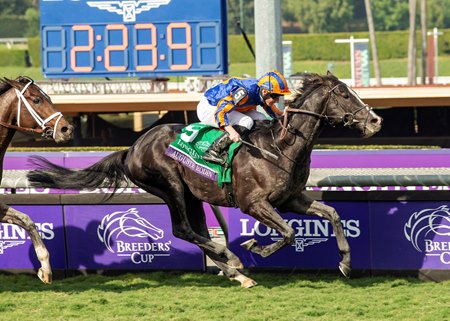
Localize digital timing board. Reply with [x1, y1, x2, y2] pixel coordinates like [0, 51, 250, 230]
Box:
[40, 0, 228, 78]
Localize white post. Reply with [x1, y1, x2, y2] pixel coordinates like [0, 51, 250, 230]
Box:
[282, 40, 293, 86]
[335, 37, 369, 86]
[255, 0, 283, 78]
[434, 28, 438, 79]
[427, 27, 443, 83]
[350, 36, 355, 86]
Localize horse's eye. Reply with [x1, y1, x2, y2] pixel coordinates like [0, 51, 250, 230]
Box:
[339, 88, 349, 99]
[32, 97, 41, 104]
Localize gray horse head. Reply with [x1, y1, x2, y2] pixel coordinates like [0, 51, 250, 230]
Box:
[288, 72, 382, 138]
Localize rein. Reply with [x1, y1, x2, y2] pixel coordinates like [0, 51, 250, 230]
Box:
[0, 80, 63, 139]
[279, 83, 370, 139]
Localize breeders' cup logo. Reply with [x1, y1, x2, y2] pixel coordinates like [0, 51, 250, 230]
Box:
[97, 208, 171, 264]
[87, 0, 171, 22]
[240, 218, 361, 252]
[0, 223, 55, 255]
[404, 205, 450, 264]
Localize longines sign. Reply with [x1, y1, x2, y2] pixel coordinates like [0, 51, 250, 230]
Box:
[0, 205, 66, 269]
[228, 202, 371, 269]
[229, 201, 450, 270]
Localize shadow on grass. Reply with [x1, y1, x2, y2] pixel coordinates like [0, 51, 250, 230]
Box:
[0, 268, 425, 293]
[246, 269, 425, 289]
[0, 270, 238, 293]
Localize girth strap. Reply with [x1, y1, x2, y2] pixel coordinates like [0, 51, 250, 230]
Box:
[223, 183, 238, 208]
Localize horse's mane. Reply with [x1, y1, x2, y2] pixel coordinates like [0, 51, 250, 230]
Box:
[253, 72, 338, 133]
[0, 78, 13, 96]
[0, 76, 51, 102]
[288, 72, 338, 108]
[0, 76, 35, 96]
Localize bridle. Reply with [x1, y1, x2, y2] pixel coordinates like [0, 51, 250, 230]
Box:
[279, 83, 371, 139]
[0, 80, 63, 139]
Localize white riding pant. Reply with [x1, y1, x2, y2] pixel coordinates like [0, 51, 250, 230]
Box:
[197, 96, 267, 130]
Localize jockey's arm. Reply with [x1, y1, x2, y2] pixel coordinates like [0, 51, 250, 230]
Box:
[224, 125, 240, 142]
[214, 86, 249, 142]
[214, 98, 241, 142]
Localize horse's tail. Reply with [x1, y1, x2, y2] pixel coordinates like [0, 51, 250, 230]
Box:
[27, 150, 129, 192]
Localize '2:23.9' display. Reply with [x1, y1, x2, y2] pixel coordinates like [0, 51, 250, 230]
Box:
[40, 0, 228, 78]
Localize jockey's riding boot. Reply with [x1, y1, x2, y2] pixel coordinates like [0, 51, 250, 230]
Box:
[202, 131, 233, 166]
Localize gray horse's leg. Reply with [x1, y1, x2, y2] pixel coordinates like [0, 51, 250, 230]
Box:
[0, 204, 52, 284]
[185, 198, 256, 288]
[167, 202, 244, 269]
[208, 256, 257, 288]
[279, 193, 351, 277]
[134, 177, 243, 269]
[240, 201, 295, 258]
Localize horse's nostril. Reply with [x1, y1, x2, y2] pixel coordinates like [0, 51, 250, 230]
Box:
[61, 125, 74, 134]
[371, 117, 381, 125]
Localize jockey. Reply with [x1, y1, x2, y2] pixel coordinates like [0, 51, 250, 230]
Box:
[197, 70, 290, 166]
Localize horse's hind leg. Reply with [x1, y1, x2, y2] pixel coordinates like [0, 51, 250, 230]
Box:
[133, 175, 242, 268]
[0, 204, 52, 284]
[185, 199, 256, 288]
[280, 193, 351, 277]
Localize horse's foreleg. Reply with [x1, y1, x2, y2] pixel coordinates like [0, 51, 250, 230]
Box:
[0, 205, 52, 284]
[280, 193, 351, 277]
[172, 220, 243, 269]
[240, 201, 294, 258]
[183, 198, 255, 287]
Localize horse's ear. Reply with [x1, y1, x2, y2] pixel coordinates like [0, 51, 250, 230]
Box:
[1, 77, 16, 88]
[16, 76, 33, 85]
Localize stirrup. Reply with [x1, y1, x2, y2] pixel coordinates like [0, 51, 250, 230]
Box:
[202, 151, 229, 167]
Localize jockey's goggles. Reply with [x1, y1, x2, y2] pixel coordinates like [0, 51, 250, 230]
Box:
[269, 93, 283, 99]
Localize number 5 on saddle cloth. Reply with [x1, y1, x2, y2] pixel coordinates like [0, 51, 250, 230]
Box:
[165, 123, 242, 186]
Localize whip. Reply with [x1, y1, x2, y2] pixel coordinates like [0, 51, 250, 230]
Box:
[240, 140, 279, 160]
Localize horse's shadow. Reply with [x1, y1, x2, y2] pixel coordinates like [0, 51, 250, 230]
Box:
[21, 220, 220, 292]
[25, 221, 124, 277]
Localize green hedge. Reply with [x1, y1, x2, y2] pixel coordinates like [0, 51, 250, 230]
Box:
[8, 30, 450, 68]
[229, 29, 450, 62]
[0, 48, 27, 67]
[0, 15, 28, 38]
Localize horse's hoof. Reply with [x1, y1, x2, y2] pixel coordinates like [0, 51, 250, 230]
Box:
[339, 262, 351, 278]
[241, 239, 258, 250]
[37, 268, 52, 284]
[241, 278, 258, 288]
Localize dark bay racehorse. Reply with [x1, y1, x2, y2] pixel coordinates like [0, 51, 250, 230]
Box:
[27, 72, 382, 287]
[0, 77, 73, 284]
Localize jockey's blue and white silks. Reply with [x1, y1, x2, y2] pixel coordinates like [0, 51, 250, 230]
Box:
[200, 77, 282, 129]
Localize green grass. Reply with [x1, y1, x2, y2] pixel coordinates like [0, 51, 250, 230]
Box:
[0, 272, 449, 321]
[2, 56, 450, 81]
[0, 66, 44, 80]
